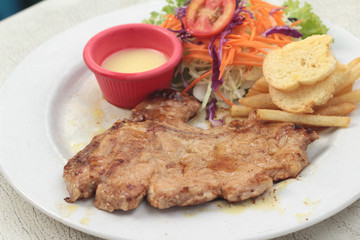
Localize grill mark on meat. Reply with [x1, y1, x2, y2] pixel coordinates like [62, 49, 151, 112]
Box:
[179, 162, 187, 174]
[149, 123, 245, 140]
[165, 162, 175, 169]
[63, 89, 318, 212]
[70, 141, 100, 167]
[208, 157, 239, 173]
[150, 89, 184, 100]
[127, 184, 136, 190]
[110, 121, 126, 130]
[147, 124, 208, 137]
[208, 146, 239, 172]
[106, 159, 127, 177]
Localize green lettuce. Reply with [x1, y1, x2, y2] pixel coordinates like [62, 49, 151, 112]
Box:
[142, 0, 188, 25]
[283, 0, 329, 39]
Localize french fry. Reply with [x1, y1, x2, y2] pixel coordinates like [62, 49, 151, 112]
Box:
[334, 83, 353, 96]
[251, 76, 269, 92]
[230, 105, 255, 117]
[256, 109, 351, 128]
[242, 57, 360, 128]
[239, 93, 278, 109]
[333, 58, 360, 95]
[246, 88, 263, 96]
[324, 89, 360, 107]
[314, 102, 357, 116]
[348, 57, 360, 69]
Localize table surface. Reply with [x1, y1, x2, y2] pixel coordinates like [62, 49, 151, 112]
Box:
[1, 0, 360, 239]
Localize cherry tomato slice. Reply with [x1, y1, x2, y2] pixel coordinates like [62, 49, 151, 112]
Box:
[185, 0, 236, 38]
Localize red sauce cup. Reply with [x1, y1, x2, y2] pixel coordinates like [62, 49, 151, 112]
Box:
[83, 23, 183, 109]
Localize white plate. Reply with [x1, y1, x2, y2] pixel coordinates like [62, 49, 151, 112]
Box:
[1, 2, 360, 240]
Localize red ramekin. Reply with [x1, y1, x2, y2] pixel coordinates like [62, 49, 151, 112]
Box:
[83, 23, 183, 109]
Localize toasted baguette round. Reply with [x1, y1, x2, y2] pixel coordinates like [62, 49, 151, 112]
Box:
[263, 35, 337, 92]
[269, 62, 350, 113]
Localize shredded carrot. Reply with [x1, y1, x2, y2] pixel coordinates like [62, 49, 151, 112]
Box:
[161, 0, 299, 105]
[184, 48, 209, 54]
[216, 89, 234, 106]
[226, 39, 278, 49]
[253, 36, 292, 44]
[235, 52, 264, 61]
[219, 50, 229, 80]
[272, 13, 286, 26]
[250, 0, 281, 9]
[182, 71, 212, 94]
[232, 60, 263, 67]
[219, 48, 236, 79]
[259, 8, 273, 26]
[290, 19, 304, 28]
[250, 26, 257, 41]
[243, 66, 252, 75]
[261, 20, 271, 32]
[183, 53, 212, 63]
[273, 33, 280, 41]
[161, 15, 171, 28]
[277, 34, 292, 43]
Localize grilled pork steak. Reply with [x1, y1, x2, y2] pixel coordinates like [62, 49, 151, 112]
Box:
[63, 89, 318, 212]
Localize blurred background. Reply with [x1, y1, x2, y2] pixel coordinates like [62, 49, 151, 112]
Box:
[1, 0, 42, 20]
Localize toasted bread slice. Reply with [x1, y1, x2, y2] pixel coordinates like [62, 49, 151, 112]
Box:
[269, 62, 350, 113]
[263, 35, 336, 91]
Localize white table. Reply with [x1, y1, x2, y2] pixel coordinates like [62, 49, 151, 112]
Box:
[1, 0, 360, 239]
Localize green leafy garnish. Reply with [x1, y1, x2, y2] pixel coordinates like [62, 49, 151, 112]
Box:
[142, 0, 188, 25]
[283, 0, 329, 39]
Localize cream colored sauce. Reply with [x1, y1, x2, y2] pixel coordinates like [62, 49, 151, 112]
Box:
[304, 197, 321, 206]
[101, 48, 168, 73]
[183, 207, 207, 218]
[55, 202, 79, 218]
[216, 180, 296, 215]
[217, 194, 285, 216]
[295, 211, 311, 222]
[86, 205, 96, 217]
[71, 142, 87, 153]
[80, 217, 91, 226]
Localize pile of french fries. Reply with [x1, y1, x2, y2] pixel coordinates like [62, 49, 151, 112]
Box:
[231, 58, 360, 128]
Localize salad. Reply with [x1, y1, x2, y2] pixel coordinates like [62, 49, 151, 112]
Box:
[143, 0, 328, 124]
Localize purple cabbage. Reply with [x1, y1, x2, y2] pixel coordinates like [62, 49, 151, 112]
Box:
[269, 7, 284, 16]
[261, 25, 303, 38]
[168, 0, 196, 43]
[237, 0, 254, 19]
[177, 61, 188, 88]
[170, 0, 249, 92]
[172, 0, 249, 110]
[288, 17, 298, 22]
[207, 0, 247, 92]
[174, 0, 190, 18]
[209, 46, 223, 91]
[206, 99, 225, 127]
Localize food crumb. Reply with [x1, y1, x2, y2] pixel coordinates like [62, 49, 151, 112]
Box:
[295, 211, 311, 222]
[304, 197, 321, 205]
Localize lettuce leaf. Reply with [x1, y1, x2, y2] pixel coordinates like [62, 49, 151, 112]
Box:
[283, 0, 328, 39]
[142, 0, 188, 25]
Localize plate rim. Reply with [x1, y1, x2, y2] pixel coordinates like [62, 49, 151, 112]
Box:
[1, 2, 360, 240]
